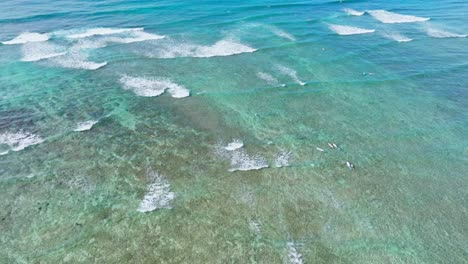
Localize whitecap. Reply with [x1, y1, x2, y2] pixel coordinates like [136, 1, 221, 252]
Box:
[0, 131, 44, 152]
[224, 139, 244, 151]
[50, 45, 107, 70]
[137, 172, 175, 213]
[287, 242, 304, 264]
[274, 151, 291, 168]
[67, 27, 144, 39]
[382, 32, 413, 42]
[368, 10, 430, 24]
[268, 26, 296, 41]
[276, 65, 305, 86]
[257, 72, 280, 86]
[0, 150, 9, 156]
[228, 149, 269, 172]
[424, 27, 467, 38]
[107, 31, 165, 44]
[20, 42, 67, 62]
[53, 57, 107, 70]
[74, 120, 98, 132]
[344, 8, 365, 16]
[2, 32, 50, 45]
[328, 24, 375, 36]
[249, 220, 262, 235]
[120, 75, 189, 98]
[148, 38, 256, 58]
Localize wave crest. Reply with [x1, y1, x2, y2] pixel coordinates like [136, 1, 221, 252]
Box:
[368, 10, 429, 24]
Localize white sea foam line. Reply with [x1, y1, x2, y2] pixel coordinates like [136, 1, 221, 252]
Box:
[274, 151, 291, 168]
[344, 8, 364, 16]
[2, 32, 50, 45]
[147, 38, 256, 58]
[257, 72, 280, 85]
[137, 171, 175, 213]
[287, 242, 304, 264]
[74, 120, 98, 132]
[50, 45, 107, 70]
[228, 149, 269, 172]
[224, 139, 244, 151]
[424, 27, 467, 38]
[20, 42, 67, 62]
[328, 24, 375, 36]
[276, 65, 305, 86]
[268, 26, 296, 41]
[0, 131, 44, 152]
[381, 32, 413, 43]
[367, 10, 430, 24]
[67, 27, 144, 39]
[119, 75, 189, 98]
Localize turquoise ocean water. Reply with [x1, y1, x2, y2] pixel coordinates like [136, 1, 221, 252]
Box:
[0, 0, 467, 263]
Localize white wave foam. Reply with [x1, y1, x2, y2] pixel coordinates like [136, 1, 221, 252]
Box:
[224, 140, 244, 151]
[424, 27, 467, 38]
[228, 149, 269, 172]
[0, 150, 9, 156]
[274, 151, 291, 168]
[269, 26, 296, 41]
[382, 32, 413, 42]
[344, 8, 365, 16]
[2, 32, 50, 45]
[276, 65, 305, 86]
[167, 84, 190, 98]
[137, 172, 175, 212]
[287, 242, 304, 264]
[53, 57, 107, 70]
[107, 31, 165, 44]
[249, 220, 262, 235]
[329, 24, 375, 36]
[368, 10, 429, 24]
[0, 131, 44, 152]
[20, 42, 67, 62]
[120, 75, 189, 98]
[50, 45, 107, 70]
[257, 72, 280, 85]
[74, 120, 98, 132]
[149, 39, 256, 58]
[67, 27, 144, 39]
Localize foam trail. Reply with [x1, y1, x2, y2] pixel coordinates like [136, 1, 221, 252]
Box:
[0, 150, 9, 156]
[228, 149, 269, 172]
[0, 131, 44, 152]
[249, 220, 262, 236]
[51, 45, 107, 70]
[224, 140, 244, 151]
[137, 171, 175, 212]
[257, 72, 281, 86]
[344, 8, 365, 16]
[329, 24, 375, 36]
[382, 32, 413, 42]
[274, 151, 291, 168]
[21, 42, 67, 62]
[368, 10, 430, 24]
[287, 242, 304, 264]
[120, 75, 189, 98]
[147, 39, 256, 58]
[276, 65, 305, 86]
[67, 27, 144, 39]
[107, 31, 165, 44]
[268, 26, 296, 41]
[53, 57, 107, 70]
[2, 32, 50, 45]
[424, 27, 467, 38]
[74, 120, 98, 132]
